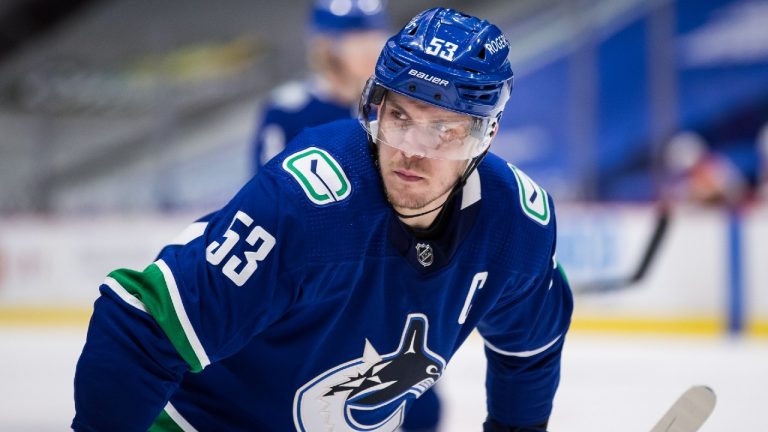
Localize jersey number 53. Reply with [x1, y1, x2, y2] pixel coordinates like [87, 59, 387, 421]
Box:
[205, 210, 276, 287]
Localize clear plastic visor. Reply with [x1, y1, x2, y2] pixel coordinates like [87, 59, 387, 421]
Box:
[359, 80, 495, 160]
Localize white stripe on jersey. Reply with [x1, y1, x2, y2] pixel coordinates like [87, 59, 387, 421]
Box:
[103, 277, 149, 313]
[461, 170, 481, 210]
[164, 401, 199, 432]
[483, 334, 562, 358]
[155, 259, 211, 369]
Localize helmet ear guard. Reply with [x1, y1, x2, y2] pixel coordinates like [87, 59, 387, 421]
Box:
[359, 77, 384, 141]
[361, 79, 387, 117]
[370, 83, 386, 105]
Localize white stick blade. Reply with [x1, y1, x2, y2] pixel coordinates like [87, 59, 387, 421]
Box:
[650, 385, 716, 432]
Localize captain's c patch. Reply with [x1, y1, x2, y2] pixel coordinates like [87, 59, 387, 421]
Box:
[508, 163, 550, 226]
[283, 147, 351, 205]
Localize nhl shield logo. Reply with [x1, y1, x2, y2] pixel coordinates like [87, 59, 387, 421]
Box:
[415, 243, 433, 267]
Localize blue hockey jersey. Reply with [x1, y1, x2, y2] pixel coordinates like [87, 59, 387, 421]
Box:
[251, 80, 354, 173]
[73, 119, 573, 432]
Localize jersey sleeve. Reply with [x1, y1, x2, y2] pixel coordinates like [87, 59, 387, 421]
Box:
[73, 171, 306, 431]
[476, 196, 574, 428]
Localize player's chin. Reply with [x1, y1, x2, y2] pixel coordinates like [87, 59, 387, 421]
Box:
[391, 191, 437, 212]
[385, 187, 422, 209]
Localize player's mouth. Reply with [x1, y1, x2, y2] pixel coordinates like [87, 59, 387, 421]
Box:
[393, 169, 424, 182]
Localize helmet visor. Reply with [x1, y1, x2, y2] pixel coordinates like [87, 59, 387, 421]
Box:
[359, 78, 495, 160]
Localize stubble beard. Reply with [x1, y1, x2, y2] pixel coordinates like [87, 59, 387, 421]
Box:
[381, 160, 462, 212]
[384, 179, 454, 211]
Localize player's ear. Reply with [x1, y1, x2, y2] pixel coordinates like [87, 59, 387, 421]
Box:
[487, 120, 500, 146]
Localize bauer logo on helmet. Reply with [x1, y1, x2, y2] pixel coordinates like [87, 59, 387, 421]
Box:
[407, 69, 450, 87]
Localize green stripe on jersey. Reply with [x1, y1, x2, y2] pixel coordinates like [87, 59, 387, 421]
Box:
[556, 261, 570, 286]
[148, 409, 186, 432]
[109, 264, 204, 372]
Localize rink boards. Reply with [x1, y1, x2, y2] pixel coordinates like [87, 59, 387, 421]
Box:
[0, 204, 766, 337]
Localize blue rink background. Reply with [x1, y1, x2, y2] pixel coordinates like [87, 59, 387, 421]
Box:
[2, 327, 766, 431]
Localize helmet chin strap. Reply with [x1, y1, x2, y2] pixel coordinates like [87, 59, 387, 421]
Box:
[393, 150, 489, 221]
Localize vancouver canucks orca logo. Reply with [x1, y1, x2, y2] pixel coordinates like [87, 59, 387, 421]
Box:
[292, 314, 445, 431]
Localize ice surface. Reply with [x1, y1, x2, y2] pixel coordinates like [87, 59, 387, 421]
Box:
[1, 328, 765, 431]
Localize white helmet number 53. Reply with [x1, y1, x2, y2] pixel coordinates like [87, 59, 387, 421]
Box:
[425, 37, 459, 61]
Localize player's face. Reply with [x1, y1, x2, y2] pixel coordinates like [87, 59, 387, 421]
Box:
[336, 31, 387, 85]
[377, 92, 468, 214]
[328, 31, 388, 103]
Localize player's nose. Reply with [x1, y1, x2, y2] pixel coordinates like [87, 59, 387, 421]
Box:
[400, 148, 425, 160]
[399, 129, 427, 160]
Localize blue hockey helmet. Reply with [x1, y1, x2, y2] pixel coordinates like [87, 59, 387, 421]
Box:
[359, 8, 514, 160]
[310, 0, 390, 35]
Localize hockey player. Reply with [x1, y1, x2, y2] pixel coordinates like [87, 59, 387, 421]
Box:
[73, 8, 573, 432]
[251, 0, 389, 172]
[253, 2, 443, 429]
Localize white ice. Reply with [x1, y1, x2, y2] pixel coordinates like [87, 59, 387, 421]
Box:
[1, 327, 766, 431]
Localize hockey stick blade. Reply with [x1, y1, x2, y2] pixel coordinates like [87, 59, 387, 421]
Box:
[649, 386, 716, 432]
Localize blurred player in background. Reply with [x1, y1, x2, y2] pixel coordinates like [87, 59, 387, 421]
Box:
[73, 8, 572, 432]
[662, 131, 750, 207]
[661, 93, 768, 207]
[758, 122, 768, 200]
[251, 0, 389, 173]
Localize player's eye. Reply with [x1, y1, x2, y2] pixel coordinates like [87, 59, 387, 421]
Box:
[389, 109, 407, 121]
[436, 123, 466, 142]
[387, 109, 413, 130]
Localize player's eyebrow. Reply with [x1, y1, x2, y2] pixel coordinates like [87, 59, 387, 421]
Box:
[386, 98, 409, 116]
